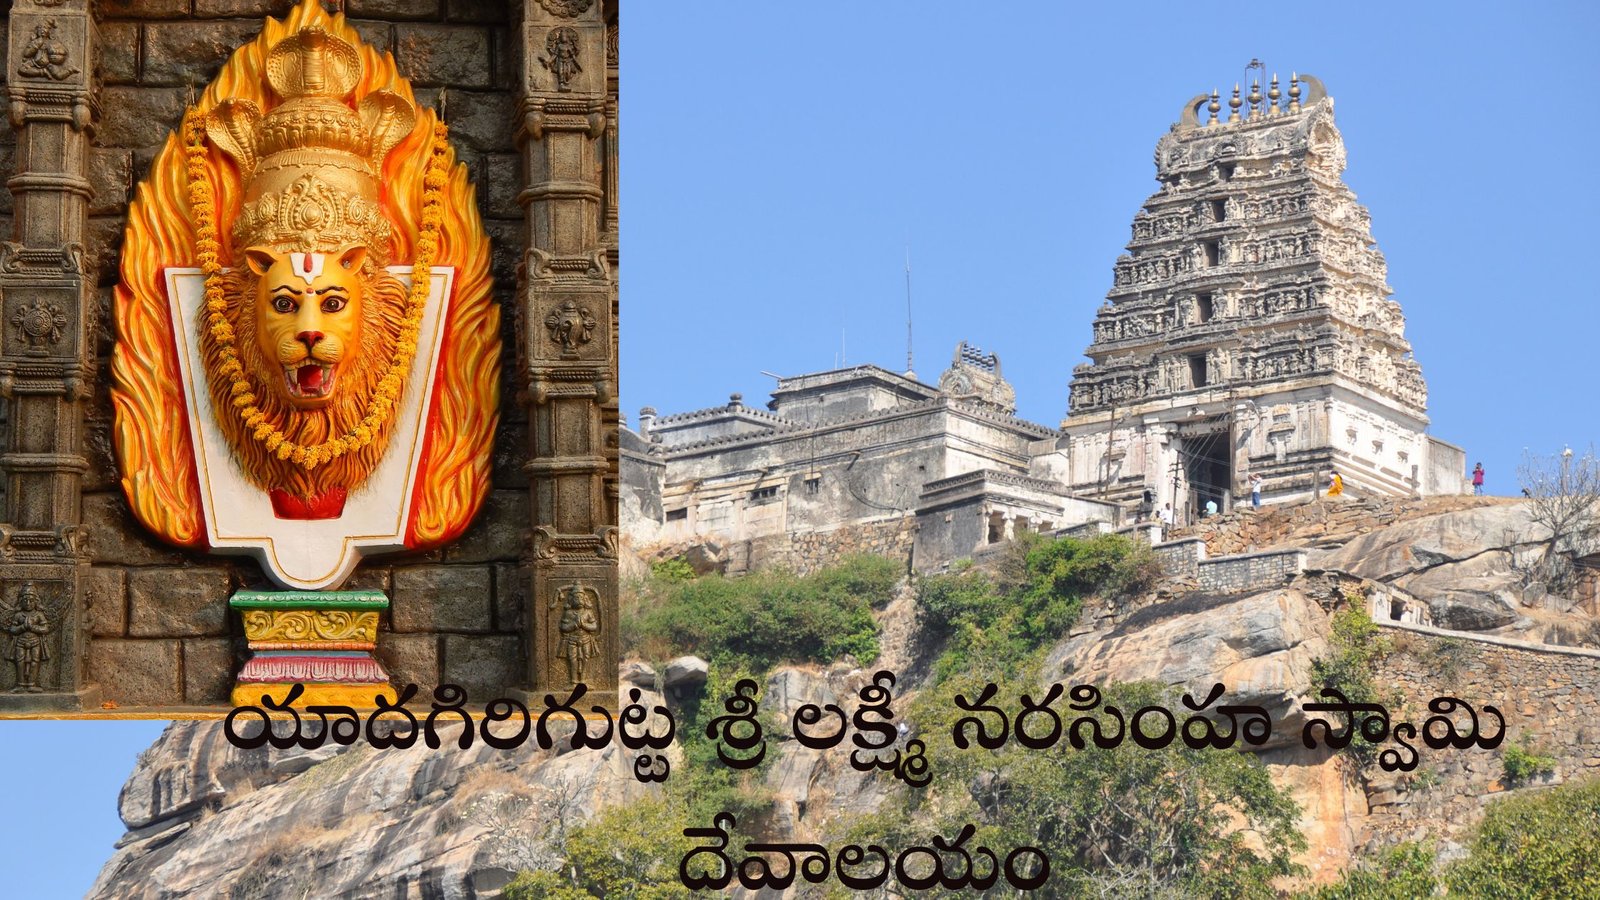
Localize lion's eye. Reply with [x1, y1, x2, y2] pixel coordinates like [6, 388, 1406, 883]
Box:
[271, 296, 296, 314]
[321, 296, 347, 313]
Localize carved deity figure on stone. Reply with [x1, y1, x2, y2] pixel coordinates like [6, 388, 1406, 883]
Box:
[111, 0, 500, 590]
[541, 26, 583, 92]
[18, 20, 79, 82]
[555, 582, 602, 685]
[2, 583, 52, 693]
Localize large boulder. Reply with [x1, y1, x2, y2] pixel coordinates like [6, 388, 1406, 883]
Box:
[1421, 591, 1519, 631]
[90, 669, 677, 900]
[662, 655, 709, 690]
[680, 542, 725, 576]
[1311, 504, 1553, 630]
[1393, 549, 1522, 631]
[1309, 504, 1547, 582]
[1045, 588, 1331, 749]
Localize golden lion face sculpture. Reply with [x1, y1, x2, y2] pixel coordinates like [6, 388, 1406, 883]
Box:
[205, 246, 409, 506]
[244, 246, 371, 410]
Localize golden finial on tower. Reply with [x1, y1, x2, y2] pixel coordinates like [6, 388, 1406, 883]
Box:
[1268, 73, 1281, 116]
[1207, 88, 1220, 125]
[1247, 78, 1263, 119]
[1288, 72, 1302, 113]
[1228, 83, 1242, 123]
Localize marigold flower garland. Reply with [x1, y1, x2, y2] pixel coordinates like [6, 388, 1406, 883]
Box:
[183, 108, 449, 471]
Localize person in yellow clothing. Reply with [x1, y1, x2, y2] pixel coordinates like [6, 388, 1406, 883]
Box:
[1326, 469, 1344, 497]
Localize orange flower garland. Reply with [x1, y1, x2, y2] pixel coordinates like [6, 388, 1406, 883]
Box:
[183, 109, 449, 471]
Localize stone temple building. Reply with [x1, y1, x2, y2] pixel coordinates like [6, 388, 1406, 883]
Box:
[1060, 74, 1465, 521]
[626, 73, 1468, 567]
[622, 345, 1116, 573]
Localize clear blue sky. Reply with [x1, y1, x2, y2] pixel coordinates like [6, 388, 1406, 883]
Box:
[0, 721, 165, 898]
[3, 3, 1597, 897]
[624, 1, 1600, 487]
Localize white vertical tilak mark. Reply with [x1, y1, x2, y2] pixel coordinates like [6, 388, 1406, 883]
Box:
[290, 252, 326, 285]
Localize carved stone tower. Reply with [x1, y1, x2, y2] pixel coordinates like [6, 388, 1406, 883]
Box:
[1060, 73, 1465, 521]
[518, 0, 620, 708]
[0, 1, 99, 710]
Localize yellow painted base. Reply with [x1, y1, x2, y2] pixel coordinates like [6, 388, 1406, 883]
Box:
[231, 682, 398, 709]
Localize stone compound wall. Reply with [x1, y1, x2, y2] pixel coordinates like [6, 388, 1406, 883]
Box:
[74, 0, 531, 708]
[1152, 537, 1308, 594]
[736, 516, 917, 577]
[1362, 623, 1600, 851]
[1198, 549, 1307, 594]
[1152, 537, 1205, 580]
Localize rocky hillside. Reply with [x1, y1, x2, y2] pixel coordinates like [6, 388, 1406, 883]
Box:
[90, 498, 1600, 897]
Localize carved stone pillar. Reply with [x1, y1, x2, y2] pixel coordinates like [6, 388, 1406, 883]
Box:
[517, 0, 619, 708]
[0, 0, 99, 711]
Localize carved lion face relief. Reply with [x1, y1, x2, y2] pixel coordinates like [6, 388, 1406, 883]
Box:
[243, 246, 370, 410]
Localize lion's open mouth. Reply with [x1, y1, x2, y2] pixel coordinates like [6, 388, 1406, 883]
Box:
[285, 363, 336, 399]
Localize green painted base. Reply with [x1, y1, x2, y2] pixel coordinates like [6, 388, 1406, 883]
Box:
[229, 589, 389, 610]
[231, 589, 394, 709]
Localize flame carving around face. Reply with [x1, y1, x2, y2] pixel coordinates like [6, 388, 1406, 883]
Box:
[245, 246, 367, 409]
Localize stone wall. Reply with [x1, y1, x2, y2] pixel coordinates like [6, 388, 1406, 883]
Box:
[71, 0, 533, 708]
[1198, 548, 1307, 594]
[1152, 537, 1205, 579]
[740, 516, 917, 576]
[1362, 622, 1600, 851]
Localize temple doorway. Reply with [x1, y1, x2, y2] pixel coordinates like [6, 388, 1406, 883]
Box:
[1176, 418, 1231, 522]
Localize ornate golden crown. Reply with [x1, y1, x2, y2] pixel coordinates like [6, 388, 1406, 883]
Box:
[206, 25, 415, 262]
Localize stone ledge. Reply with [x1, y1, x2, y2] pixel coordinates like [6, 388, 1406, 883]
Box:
[1375, 618, 1600, 660]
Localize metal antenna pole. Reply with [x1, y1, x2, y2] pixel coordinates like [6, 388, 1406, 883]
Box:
[905, 245, 914, 375]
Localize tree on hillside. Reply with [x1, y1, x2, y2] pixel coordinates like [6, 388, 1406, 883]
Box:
[859, 680, 1306, 900]
[1446, 776, 1600, 898]
[1516, 445, 1600, 592]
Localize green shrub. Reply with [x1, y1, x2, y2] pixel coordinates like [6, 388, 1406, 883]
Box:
[628, 554, 897, 670]
[648, 557, 697, 583]
[1310, 604, 1392, 706]
[503, 797, 701, 900]
[506, 666, 774, 900]
[1305, 841, 1440, 899]
[917, 533, 1158, 682]
[1446, 776, 1600, 898]
[1307, 602, 1397, 761]
[1501, 736, 1557, 785]
[868, 680, 1305, 900]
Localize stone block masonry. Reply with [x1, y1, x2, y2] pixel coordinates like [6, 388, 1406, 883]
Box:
[1363, 624, 1600, 850]
[1152, 538, 1306, 593]
[1153, 537, 1206, 579]
[742, 517, 918, 577]
[1198, 549, 1307, 594]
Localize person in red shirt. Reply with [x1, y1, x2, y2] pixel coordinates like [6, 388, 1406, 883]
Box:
[1472, 462, 1485, 495]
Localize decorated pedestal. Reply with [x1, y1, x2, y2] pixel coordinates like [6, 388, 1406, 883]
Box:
[231, 590, 396, 708]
